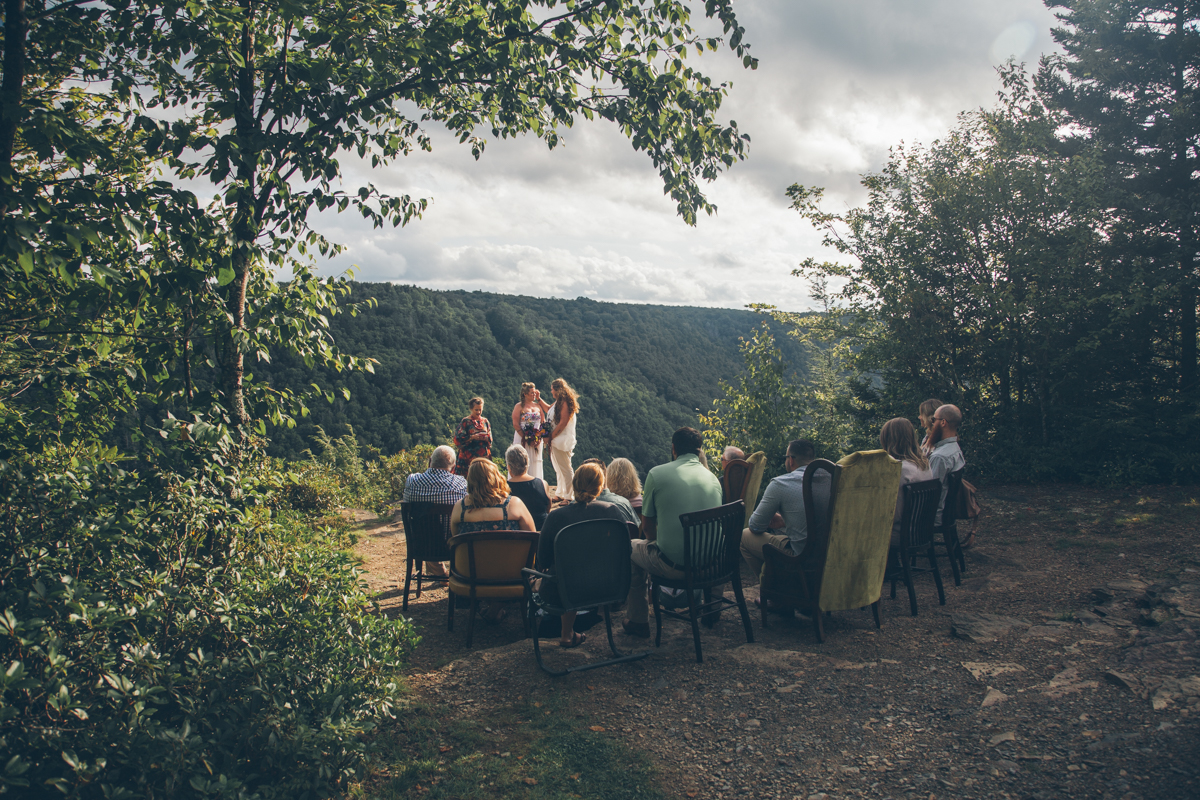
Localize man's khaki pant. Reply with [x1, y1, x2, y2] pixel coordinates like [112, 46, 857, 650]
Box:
[739, 528, 792, 581]
[625, 539, 686, 624]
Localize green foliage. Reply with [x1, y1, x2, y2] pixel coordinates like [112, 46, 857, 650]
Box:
[260, 285, 809, 479]
[0, 445, 417, 799]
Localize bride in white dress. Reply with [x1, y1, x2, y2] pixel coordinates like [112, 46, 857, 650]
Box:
[545, 378, 578, 500]
[510, 382, 547, 480]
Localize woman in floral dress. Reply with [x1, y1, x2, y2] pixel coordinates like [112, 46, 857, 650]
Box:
[510, 382, 547, 480]
[453, 397, 493, 476]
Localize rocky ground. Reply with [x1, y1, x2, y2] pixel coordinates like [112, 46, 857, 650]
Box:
[349, 483, 1200, 799]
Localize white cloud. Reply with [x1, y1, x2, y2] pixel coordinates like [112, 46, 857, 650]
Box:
[308, 0, 1061, 312]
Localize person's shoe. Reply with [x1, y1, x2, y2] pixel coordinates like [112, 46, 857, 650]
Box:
[621, 619, 651, 638]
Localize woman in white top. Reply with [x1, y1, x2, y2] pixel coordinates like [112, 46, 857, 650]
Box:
[546, 377, 579, 501]
[511, 382, 546, 480]
[880, 417, 934, 546]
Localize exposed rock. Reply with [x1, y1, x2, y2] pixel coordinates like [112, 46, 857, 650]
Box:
[981, 687, 1009, 707]
[989, 731, 1017, 746]
[1042, 667, 1100, 699]
[962, 661, 1026, 681]
[1103, 670, 1143, 695]
[1150, 675, 1200, 711]
[951, 612, 1030, 643]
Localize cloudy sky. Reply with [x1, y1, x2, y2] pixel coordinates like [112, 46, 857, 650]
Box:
[312, 0, 1061, 312]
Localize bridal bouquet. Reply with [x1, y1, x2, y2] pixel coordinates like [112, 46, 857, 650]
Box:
[520, 420, 543, 447]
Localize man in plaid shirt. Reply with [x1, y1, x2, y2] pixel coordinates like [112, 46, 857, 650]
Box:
[402, 446, 467, 576]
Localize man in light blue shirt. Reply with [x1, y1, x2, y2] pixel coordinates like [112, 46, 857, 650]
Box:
[739, 439, 816, 578]
[927, 404, 966, 525]
[622, 427, 723, 638]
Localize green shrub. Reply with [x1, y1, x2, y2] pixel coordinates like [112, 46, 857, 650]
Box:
[0, 445, 417, 799]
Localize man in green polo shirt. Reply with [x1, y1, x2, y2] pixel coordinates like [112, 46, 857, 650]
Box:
[622, 427, 723, 638]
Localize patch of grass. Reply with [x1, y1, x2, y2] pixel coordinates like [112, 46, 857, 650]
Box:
[1052, 610, 1076, 622]
[352, 694, 666, 800]
[1113, 513, 1159, 526]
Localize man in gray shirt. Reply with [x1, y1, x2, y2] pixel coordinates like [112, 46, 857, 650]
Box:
[927, 404, 966, 525]
[739, 439, 816, 579]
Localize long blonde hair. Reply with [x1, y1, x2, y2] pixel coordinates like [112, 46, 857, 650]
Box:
[551, 378, 579, 417]
[466, 458, 510, 508]
[606, 458, 641, 500]
[880, 417, 929, 471]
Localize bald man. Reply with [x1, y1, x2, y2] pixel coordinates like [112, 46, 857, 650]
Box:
[720, 446, 745, 470]
[926, 404, 965, 525]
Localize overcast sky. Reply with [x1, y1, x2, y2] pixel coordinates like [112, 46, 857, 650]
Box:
[312, 0, 1061, 312]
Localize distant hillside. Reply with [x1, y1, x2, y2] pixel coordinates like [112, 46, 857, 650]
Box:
[263, 284, 810, 475]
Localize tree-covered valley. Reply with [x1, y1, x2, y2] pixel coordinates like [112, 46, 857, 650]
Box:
[262, 284, 810, 475]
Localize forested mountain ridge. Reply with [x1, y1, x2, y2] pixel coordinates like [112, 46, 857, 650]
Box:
[262, 283, 809, 474]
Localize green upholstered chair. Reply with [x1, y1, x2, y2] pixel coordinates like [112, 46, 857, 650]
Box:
[740, 451, 767, 530]
[760, 451, 902, 642]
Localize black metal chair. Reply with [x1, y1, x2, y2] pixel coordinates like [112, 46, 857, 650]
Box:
[521, 519, 650, 676]
[885, 478, 945, 616]
[760, 459, 839, 641]
[650, 500, 754, 663]
[447, 530, 538, 647]
[398, 501, 454, 611]
[932, 467, 967, 586]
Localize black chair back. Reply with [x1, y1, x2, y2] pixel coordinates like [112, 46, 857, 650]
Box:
[795, 459, 840, 569]
[898, 478, 943, 549]
[553, 519, 632, 610]
[399, 501, 454, 563]
[677, 500, 745, 585]
[941, 467, 965, 527]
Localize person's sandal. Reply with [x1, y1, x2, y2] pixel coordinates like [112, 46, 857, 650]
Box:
[621, 619, 651, 638]
[559, 631, 587, 648]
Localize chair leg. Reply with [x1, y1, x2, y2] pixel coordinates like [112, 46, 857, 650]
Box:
[812, 606, 825, 643]
[685, 587, 704, 664]
[466, 597, 478, 647]
[953, 527, 967, 574]
[701, 587, 718, 629]
[939, 530, 962, 587]
[414, 561, 424, 600]
[652, 580, 664, 648]
[928, 545, 946, 605]
[603, 606, 624, 657]
[901, 550, 919, 617]
[731, 576, 755, 644]
[403, 557, 415, 612]
[871, 600, 881, 629]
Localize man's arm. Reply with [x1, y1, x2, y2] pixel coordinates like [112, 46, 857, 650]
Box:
[640, 515, 657, 541]
[746, 480, 782, 533]
[640, 471, 657, 540]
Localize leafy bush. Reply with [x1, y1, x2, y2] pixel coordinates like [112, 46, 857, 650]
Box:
[0, 444, 417, 799]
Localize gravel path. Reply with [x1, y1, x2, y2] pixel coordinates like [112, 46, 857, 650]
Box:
[350, 483, 1200, 799]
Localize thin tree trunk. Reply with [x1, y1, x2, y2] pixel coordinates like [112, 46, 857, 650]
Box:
[0, 0, 27, 204]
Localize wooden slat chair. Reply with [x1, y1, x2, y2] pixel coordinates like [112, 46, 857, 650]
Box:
[650, 500, 754, 663]
[522, 519, 650, 676]
[932, 467, 967, 586]
[884, 478, 946, 616]
[721, 458, 752, 504]
[760, 451, 901, 642]
[398, 501, 454, 611]
[447, 530, 539, 647]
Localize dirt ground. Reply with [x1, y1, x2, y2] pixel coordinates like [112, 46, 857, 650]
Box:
[349, 483, 1200, 799]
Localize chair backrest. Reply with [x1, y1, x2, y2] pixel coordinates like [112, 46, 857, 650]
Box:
[759, 461, 838, 607]
[448, 531, 539, 585]
[897, 478, 943, 549]
[818, 450, 902, 612]
[552, 519, 633, 610]
[721, 459, 751, 504]
[399, 501, 455, 562]
[677, 500, 746, 585]
[940, 467, 965, 527]
[741, 451, 767, 529]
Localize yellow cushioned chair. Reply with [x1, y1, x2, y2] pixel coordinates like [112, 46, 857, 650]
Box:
[447, 530, 539, 647]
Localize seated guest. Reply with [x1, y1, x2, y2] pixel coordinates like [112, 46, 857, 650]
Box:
[506, 444, 552, 529]
[579, 458, 638, 526]
[917, 397, 944, 456]
[720, 446, 745, 471]
[622, 427, 723, 638]
[926, 404, 966, 525]
[878, 418, 933, 545]
[449, 458, 536, 623]
[606, 457, 644, 518]
[401, 444, 467, 577]
[739, 439, 817, 580]
[449, 459, 536, 536]
[536, 463, 627, 648]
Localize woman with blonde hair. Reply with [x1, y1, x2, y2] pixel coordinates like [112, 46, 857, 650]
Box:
[546, 378, 579, 501]
[449, 459, 536, 537]
[880, 417, 933, 545]
[511, 382, 547, 480]
[605, 457, 643, 518]
[535, 462, 626, 647]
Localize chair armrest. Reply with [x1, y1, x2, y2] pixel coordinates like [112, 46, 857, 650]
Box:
[522, 567, 553, 580]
